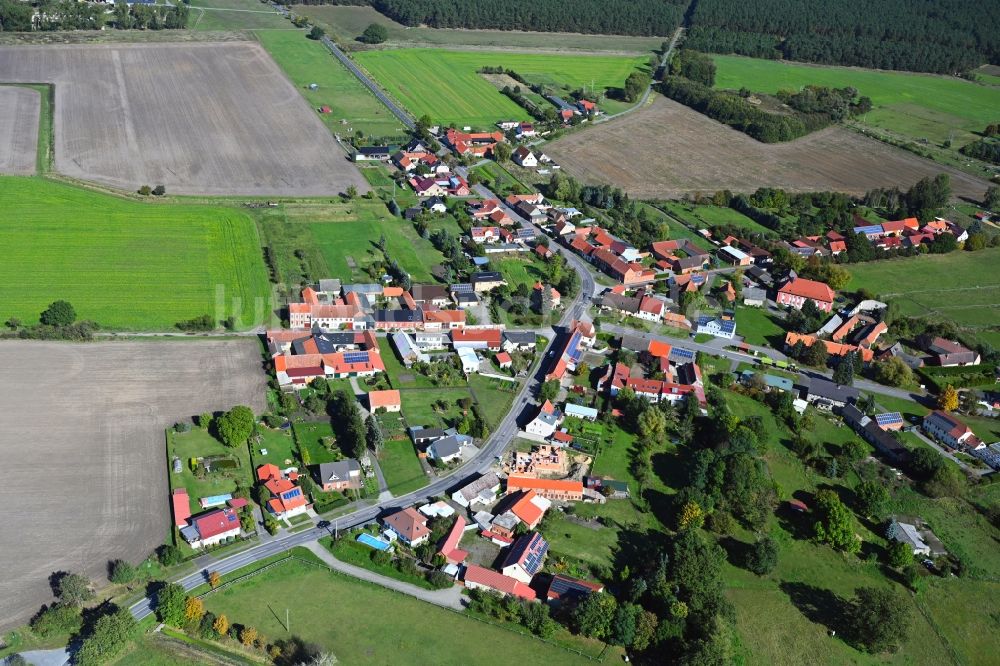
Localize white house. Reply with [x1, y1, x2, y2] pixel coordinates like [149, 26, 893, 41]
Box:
[452, 473, 501, 508]
[696, 316, 737, 340]
[564, 403, 598, 421]
[525, 401, 562, 438]
[513, 146, 538, 168]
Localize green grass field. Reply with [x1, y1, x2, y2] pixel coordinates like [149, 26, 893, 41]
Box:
[255, 30, 408, 140]
[712, 54, 1000, 147]
[202, 557, 605, 665]
[189, 0, 290, 31]
[254, 199, 446, 286]
[297, 4, 664, 53]
[0, 177, 271, 330]
[846, 248, 1000, 344]
[292, 421, 341, 464]
[736, 305, 786, 347]
[644, 203, 717, 251]
[378, 439, 427, 495]
[354, 48, 647, 127]
[663, 202, 774, 236]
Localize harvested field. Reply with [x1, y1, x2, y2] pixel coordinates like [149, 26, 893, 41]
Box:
[546, 96, 992, 199]
[0, 42, 367, 196]
[0, 86, 39, 174]
[0, 339, 267, 630]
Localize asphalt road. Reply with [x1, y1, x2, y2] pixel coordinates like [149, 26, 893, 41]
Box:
[319, 36, 415, 131]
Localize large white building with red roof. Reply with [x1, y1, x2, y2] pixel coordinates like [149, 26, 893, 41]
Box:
[462, 564, 537, 600]
[776, 277, 835, 312]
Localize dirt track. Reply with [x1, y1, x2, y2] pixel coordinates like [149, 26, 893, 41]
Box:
[0, 42, 368, 196]
[546, 96, 992, 199]
[0, 86, 39, 175]
[0, 339, 267, 630]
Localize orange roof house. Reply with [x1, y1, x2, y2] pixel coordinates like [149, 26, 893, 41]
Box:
[506, 475, 583, 501]
[830, 315, 860, 342]
[510, 490, 550, 529]
[462, 564, 536, 600]
[257, 464, 308, 518]
[382, 507, 431, 546]
[171, 488, 192, 528]
[776, 277, 835, 312]
[438, 515, 469, 565]
[368, 389, 401, 412]
[785, 332, 874, 363]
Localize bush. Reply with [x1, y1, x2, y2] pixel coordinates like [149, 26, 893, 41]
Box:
[157, 543, 182, 566]
[426, 570, 454, 589]
[75, 608, 138, 666]
[745, 535, 778, 575]
[360, 22, 388, 44]
[138, 185, 151, 196]
[39, 300, 76, 327]
[30, 603, 82, 638]
[308, 25, 324, 40]
[152, 184, 166, 196]
[108, 559, 137, 584]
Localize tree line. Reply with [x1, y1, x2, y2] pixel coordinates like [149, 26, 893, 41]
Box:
[290, 0, 687, 36]
[683, 0, 1000, 74]
[0, 0, 189, 31]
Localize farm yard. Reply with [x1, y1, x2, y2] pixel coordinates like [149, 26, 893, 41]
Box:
[712, 54, 1000, 148]
[544, 96, 993, 199]
[0, 177, 271, 330]
[0, 86, 39, 175]
[847, 247, 1000, 347]
[353, 48, 647, 127]
[0, 42, 367, 196]
[296, 4, 665, 54]
[0, 339, 267, 631]
[255, 30, 408, 141]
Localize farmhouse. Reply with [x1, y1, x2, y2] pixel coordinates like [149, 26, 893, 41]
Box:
[451, 328, 503, 351]
[391, 332, 429, 367]
[513, 146, 538, 167]
[696, 316, 736, 340]
[368, 389, 401, 412]
[257, 464, 309, 520]
[462, 564, 536, 600]
[382, 507, 431, 546]
[776, 277, 835, 312]
[503, 331, 538, 352]
[445, 129, 504, 157]
[924, 337, 981, 367]
[508, 490, 552, 529]
[506, 475, 584, 502]
[471, 271, 507, 292]
[784, 332, 874, 364]
[923, 410, 981, 449]
[841, 404, 909, 464]
[546, 575, 605, 604]
[501, 532, 549, 583]
[457, 347, 482, 374]
[525, 400, 563, 438]
[410, 284, 451, 308]
[180, 507, 242, 549]
[545, 320, 596, 381]
[452, 472, 501, 508]
[353, 146, 392, 162]
[317, 459, 363, 492]
[718, 245, 752, 266]
[800, 377, 859, 409]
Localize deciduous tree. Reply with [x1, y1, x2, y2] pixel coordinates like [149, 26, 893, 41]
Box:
[216, 405, 255, 447]
[937, 384, 959, 412]
[850, 586, 912, 654]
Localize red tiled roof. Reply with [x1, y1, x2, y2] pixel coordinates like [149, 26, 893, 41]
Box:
[507, 475, 583, 494]
[171, 488, 191, 528]
[384, 507, 430, 542]
[495, 352, 512, 364]
[510, 490, 546, 527]
[193, 507, 240, 540]
[368, 389, 401, 409]
[452, 329, 502, 347]
[438, 516, 469, 564]
[462, 564, 536, 600]
[778, 277, 835, 303]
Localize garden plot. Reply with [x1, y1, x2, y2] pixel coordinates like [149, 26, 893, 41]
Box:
[0, 42, 367, 196]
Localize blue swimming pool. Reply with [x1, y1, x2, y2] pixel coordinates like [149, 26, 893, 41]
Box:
[357, 533, 392, 551]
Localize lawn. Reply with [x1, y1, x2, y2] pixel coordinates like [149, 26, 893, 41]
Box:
[292, 421, 341, 464]
[0, 177, 271, 330]
[644, 203, 716, 252]
[378, 439, 428, 495]
[167, 428, 253, 516]
[255, 29, 409, 140]
[255, 198, 446, 286]
[846, 248, 1000, 345]
[354, 48, 647, 127]
[400, 387, 473, 429]
[297, 4, 665, 53]
[736, 305, 786, 347]
[663, 202, 773, 236]
[712, 54, 1000, 147]
[189, 0, 289, 31]
[202, 557, 601, 665]
[468, 373, 521, 429]
[494, 255, 548, 292]
[250, 426, 299, 469]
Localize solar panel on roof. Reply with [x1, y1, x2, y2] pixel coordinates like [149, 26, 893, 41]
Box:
[343, 352, 369, 364]
[875, 412, 903, 425]
[672, 347, 695, 361]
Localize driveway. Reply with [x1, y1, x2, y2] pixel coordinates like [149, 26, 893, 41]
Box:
[303, 541, 465, 610]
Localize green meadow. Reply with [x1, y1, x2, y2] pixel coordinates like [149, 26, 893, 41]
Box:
[712, 54, 1000, 146]
[255, 30, 408, 140]
[0, 177, 270, 330]
[354, 48, 647, 127]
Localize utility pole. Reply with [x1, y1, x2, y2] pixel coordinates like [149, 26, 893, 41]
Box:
[286, 608, 289, 632]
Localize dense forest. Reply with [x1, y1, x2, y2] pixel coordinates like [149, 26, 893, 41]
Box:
[294, 0, 688, 36]
[960, 139, 1000, 166]
[683, 0, 1000, 73]
[0, 0, 188, 31]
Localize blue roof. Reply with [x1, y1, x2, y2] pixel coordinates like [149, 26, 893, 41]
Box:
[853, 224, 883, 235]
[875, 412, 904, 426]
